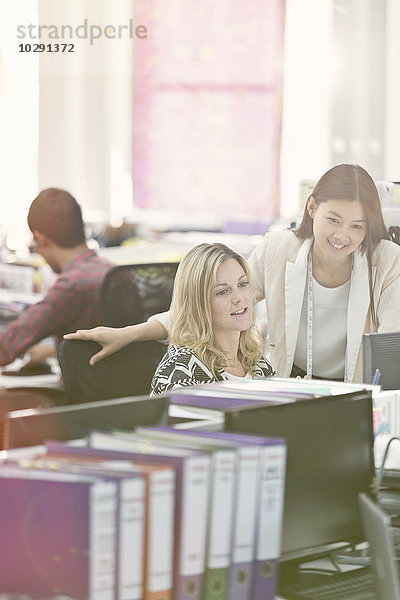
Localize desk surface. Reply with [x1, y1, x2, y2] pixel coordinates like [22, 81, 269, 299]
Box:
[0, 358, 61, 390]
[98, 231, 263, 265]
[0, 372, 61, 390]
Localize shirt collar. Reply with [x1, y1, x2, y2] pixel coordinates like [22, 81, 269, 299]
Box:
[63, 247, 96, 272]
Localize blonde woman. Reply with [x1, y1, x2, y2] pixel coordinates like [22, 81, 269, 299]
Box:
[149, 243, 273, 394]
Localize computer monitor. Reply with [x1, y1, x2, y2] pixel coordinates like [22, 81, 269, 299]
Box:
[363, 331, 400, 390]
[224, 389, 374, 561]
[3, 394, 169, 449]
[0, 263, 36, 294]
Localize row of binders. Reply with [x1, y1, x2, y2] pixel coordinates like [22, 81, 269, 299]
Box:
[0, 425, 287, 600]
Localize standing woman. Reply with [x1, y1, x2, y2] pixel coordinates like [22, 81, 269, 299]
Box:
[249, 163, 400, 381]
[65, 164, 400, 383]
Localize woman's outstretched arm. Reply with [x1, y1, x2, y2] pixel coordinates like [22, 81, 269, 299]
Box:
[63, 317, 168, 365]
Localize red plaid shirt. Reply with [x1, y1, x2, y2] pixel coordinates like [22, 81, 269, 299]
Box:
[0, 249, 114, 366]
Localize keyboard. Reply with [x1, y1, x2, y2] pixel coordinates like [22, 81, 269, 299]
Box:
[279, 567, 376, 600]
[382, 470, 400, 490]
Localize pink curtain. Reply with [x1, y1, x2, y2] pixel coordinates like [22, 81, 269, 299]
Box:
[133, 0, 286, 221]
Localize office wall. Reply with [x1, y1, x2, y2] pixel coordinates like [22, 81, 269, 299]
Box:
[1, 1, 400, 226]
[0, 0, 39, 230]
[385, 0, 400, 181]
[280, 0, 395, 219]
[132, 0, 285, 222]
[37, 0, 134, 223]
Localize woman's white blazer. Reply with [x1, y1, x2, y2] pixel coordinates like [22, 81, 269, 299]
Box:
[248, 229, 400, 382]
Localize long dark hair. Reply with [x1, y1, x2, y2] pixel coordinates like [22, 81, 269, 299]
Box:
[295, 163, 390, 328]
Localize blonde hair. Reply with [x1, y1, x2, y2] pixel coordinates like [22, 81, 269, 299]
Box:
[296, 163, 390, 328]
[169, 243, 263, 377]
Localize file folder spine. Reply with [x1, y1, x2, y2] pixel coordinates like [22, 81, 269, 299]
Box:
[202, 450, 236, 600]
[229, 446, 259, 600]
[118, 477, 146, 600]
[177, 455, 210, 600]
[252, 444, 286, 600]
[146, 467, 175, 600]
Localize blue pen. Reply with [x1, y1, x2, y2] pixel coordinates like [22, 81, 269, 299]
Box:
[372, 368, 381, 385]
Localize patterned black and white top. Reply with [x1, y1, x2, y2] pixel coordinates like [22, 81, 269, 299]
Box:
[150, 344, 275, 396]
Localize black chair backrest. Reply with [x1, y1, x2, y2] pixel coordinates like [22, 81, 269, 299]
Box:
[58, 338, 165, 404]
[100, 262, 179, 327]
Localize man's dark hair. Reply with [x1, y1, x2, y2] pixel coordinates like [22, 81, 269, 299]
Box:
[28, 188, 86, 248]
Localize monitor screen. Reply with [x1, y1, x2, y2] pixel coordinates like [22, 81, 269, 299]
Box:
[3, 394, 169, 449]
[363, 331, 400, 390]
[224, 390, 374, 560]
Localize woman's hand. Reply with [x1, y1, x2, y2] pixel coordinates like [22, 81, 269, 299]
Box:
[63, 326, 131, 365]
[63, 318, 168, 366]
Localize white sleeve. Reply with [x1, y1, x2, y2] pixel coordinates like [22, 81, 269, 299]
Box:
[148, 310, 171, 341]
[248, 235, 268, 303]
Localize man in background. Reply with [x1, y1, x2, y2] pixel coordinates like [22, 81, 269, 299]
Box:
[0, 188, 114, 367]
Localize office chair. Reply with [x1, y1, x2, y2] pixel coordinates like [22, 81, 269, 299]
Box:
[58, 262, 179, 404]
[58, 339, 165, 404]
[389, 226, 400, 245]
[99, 262, 179, 327]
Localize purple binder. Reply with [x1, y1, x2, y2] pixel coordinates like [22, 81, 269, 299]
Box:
[139, 426, 286, 600]
[0, 468, 117, 598]
[46, 438, 210, 600]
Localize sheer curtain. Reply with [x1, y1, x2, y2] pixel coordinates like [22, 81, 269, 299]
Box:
[133, 0, 286, 224]
[1, 1, 398, 227]
[0, 0, 39, 231]
[281, 0, 390, 219]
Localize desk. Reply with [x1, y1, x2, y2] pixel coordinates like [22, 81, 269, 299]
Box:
[0, 289, 43, 326]
[277, 557, 377, 600]
[98, 231, 263, 265]
[0, 367, 64, 450]
[0, 372, 62, 392]
[0, 289, 43, 306]
[0, 357, 61, 391]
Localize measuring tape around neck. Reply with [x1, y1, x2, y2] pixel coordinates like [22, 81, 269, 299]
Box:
[306, 252, 313, 379]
